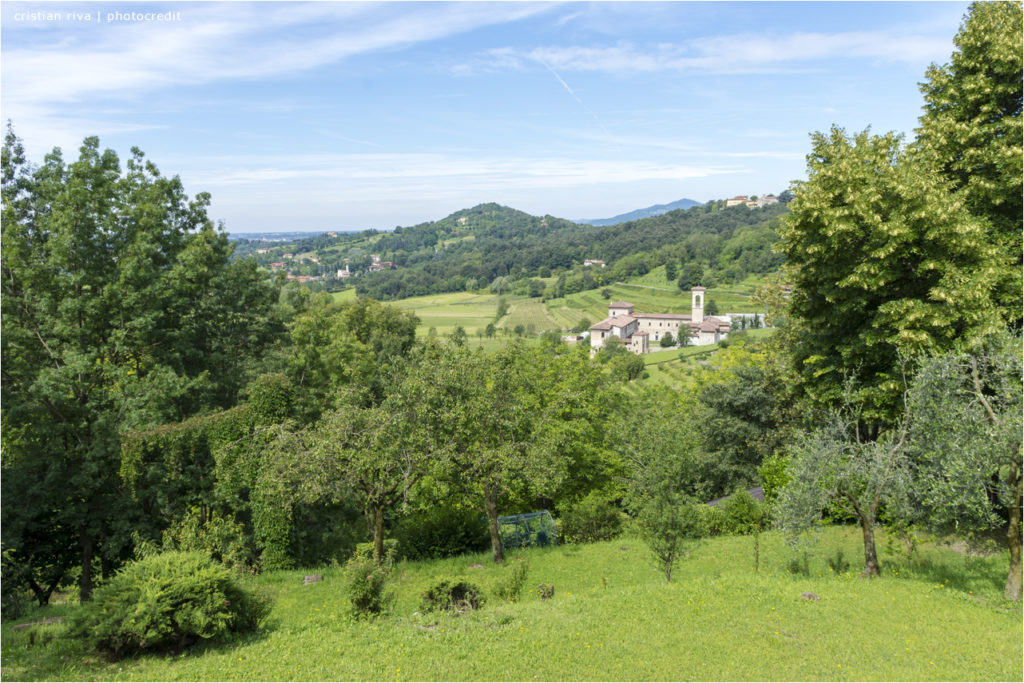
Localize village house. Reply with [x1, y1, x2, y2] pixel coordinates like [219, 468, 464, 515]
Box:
[583, 259, 606, 267]
[589, 288, 731, 354]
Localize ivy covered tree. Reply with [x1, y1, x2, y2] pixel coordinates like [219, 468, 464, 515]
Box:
[1, 129, 278, 601]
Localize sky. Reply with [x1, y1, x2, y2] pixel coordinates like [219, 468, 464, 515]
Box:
[2, 1, 973, 232]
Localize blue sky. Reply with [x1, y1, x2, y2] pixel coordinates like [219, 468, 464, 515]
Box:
[2, 1, 972, 232]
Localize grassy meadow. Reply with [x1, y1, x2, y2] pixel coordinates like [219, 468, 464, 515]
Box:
[3, 526, 1020, 682]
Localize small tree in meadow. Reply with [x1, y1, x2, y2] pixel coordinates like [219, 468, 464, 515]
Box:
[638, 492, 705, 582]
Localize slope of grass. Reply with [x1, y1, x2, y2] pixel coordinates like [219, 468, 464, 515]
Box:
[4, 527, 1020, 681]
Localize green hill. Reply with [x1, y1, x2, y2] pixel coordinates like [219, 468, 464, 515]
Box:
[3, 526, 1019, 681]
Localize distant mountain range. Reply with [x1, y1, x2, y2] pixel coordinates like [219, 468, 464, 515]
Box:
[578, 198, 702, 226]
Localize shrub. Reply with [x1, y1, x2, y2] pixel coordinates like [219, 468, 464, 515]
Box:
[69, 551, 270, 659]
[353, 539, 399, 565]
[719, 489, 766, 535]
[826, 548, 851, 574]
[160, 510, 254, 572]
[421, 580, 485, 613]
[343, 553, 392, 618]
[393, 508, 489, 561]
[493, 558, 529, 602]
[560, 493, 624, 544]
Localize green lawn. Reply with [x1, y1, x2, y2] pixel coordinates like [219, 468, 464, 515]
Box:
[4, 526, 1020, 681]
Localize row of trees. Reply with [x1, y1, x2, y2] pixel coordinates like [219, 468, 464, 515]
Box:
[771, 1, 1022, 599]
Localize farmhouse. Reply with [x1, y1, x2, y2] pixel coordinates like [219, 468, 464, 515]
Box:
[589, 288, 731, 354]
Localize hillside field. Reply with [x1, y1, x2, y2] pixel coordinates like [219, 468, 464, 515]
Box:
[3, 526, 1019, 681]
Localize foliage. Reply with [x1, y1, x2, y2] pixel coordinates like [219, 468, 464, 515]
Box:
[718, 489, 766, 535]
[420, 579, 485, 613]
[393, 507, 490, 561]
[637, 493, 706, 582]
[560, 492, 624, 545]
[757, 453, 790, 505]
[159, 510, 253, 572]
[493, 558, 529, 602]
[903, 333, 1023, 598]
[659, 331, 675, 348]
[778, 126, 1003, 425]
[914, 1, 1023, 326]
[1, 129, 280, 602]
[68, 551, 270, 659]
[774, 409, 912, 577]
[343, 553, 393, 618]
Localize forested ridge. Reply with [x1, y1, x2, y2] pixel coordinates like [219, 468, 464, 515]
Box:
[234, 199, 789, 300]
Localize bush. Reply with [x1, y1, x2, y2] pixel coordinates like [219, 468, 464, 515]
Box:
[718, 489, 766, 535]
[421, 580, 485, 613]
[69, 551, 270, 659]
[343, 553, 392, 618]
[560, 493, 624, 544]
[393, 508, 489, 561]
[160, 510, 254, 572]
[493, 558, 529, 602]
[353, 539, 399, 565]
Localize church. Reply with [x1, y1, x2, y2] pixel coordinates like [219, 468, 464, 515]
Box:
[588, 287, 731, 354]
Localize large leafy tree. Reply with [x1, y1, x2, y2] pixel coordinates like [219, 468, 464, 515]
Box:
[914, 1, 1023, 326]
[1, 129, 277, 601]
[777, 127, 1002, 427]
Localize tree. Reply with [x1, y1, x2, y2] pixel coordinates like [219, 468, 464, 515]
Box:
[426, 343, 608, 563]
[484, 322, 496, 338]
[677, 263, 704, 291]
[777, 127, 1002, 427]
[1, 130, 278, 602]
[659, 331, 675, 348]
[914, 1, 1023, 328]
[704, 298, 719, 316]
[664, 261, 678, 283]
[775, 406, 911, 578]
[637, 493, 705, 582]
[904, 335, 1022, 599]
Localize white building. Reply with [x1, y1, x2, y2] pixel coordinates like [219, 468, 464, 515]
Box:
[589, 288, 731, 354]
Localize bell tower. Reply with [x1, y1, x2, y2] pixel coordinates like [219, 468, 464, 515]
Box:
[692, 287, 705, 320]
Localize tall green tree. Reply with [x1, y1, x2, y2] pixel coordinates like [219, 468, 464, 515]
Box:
[1, 130, 277, 601]
[778, 127, 1002, 426]
[914, 1, 1023, 327]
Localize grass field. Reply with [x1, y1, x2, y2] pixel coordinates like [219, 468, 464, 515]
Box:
[3, 526, 1019, 681]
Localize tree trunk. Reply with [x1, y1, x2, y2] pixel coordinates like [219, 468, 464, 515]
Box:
[1005, 466, 1022, 600]
[859, 515, 880, 578]
[664, 556, 673, 582]
[484, 489, 503, 563]
[371, 506, 385, 566]
[79, 529, 94, 602]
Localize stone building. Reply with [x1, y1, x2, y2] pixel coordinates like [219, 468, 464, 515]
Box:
[589, 287, 731, 354]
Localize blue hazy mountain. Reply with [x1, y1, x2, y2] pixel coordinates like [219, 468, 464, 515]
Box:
[578, 198, 702, 226]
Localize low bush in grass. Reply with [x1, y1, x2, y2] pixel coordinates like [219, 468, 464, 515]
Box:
[560, 492, 624, 544]
[420, 579, 485, 613]
[344, 543, 395, 618]
[68, 551, 271, 660]
[393, 507, 489, 561]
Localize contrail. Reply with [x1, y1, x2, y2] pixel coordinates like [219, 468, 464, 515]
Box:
[538, 59, 611, 138]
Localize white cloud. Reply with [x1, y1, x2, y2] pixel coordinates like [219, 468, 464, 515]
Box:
[180, 152, 741, 195]
[471, 29, 953, 75]
[2, 2, 552, 108]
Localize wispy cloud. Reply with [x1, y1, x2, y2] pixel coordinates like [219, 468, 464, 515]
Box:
[182, 152, 741, 193]
[470, 29, 953, 76]
[2, 2, 552, 116]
